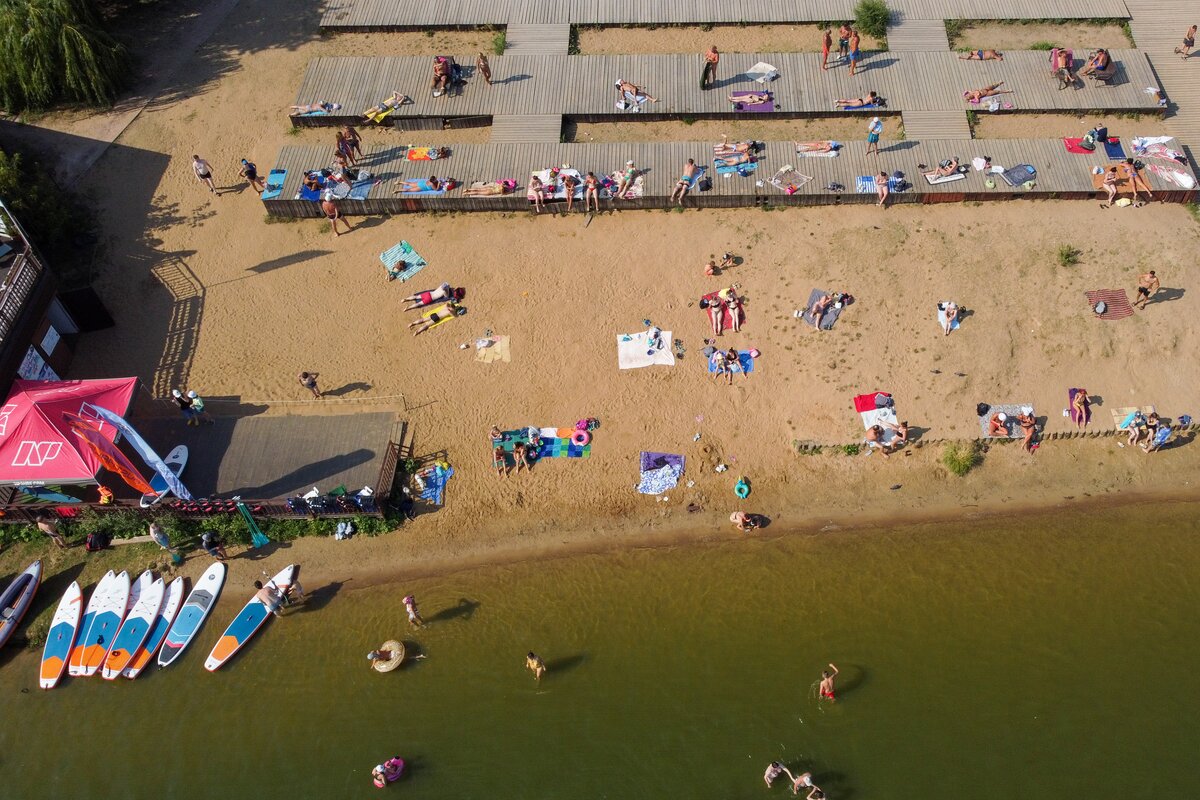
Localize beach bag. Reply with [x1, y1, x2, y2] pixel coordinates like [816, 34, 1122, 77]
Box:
[698, 176, 712, 192]
[85, 531, 111, 552]
[1079, 131, 1097, 152]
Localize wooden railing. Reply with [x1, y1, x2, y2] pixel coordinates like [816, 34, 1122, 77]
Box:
[0, 249, 42, 346]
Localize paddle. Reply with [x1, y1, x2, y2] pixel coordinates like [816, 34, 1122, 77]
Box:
[236, 502, 270, 548]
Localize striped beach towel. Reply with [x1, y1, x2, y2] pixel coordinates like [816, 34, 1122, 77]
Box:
[1085, 289, 1133, 319]
[381, 241, 427, 282]
[856, 175, 903, 194]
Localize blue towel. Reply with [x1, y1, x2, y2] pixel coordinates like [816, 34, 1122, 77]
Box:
[396, 178, 449, 196]
[856, 175, 903, 194]
[381, 240, 428, 282]
[348, 177, 376, 199]
[681, 165, 706, 188]
[839, 102, 881, 111]
[299, 184, 321, 201]
[419, 465, 454, 505]
[708, 351, 755, 374]
[1103, 139, 1126, 160]
[261, 169, 286, 201]
[715, 160, 758, 176]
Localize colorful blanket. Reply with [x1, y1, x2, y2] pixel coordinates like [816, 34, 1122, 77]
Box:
[856, 175, 903, 194]
[1085, 289, 1133, 320]
[702, 291, 745, 332]
[495, 428, 592, 466]
[637, 452, 685, 496]
[381, 241, 427, 282]
[708, 350, 754, 374]
[418, 465, 454, 505]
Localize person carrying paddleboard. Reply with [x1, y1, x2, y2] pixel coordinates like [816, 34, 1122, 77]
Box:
[254, 580, 285, 616]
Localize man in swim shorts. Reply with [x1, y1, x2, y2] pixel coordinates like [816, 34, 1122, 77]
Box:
[1133, 269, 1160, 309]
[848, 29, 860, 75]
[958, 49, 1003, 61]
[670, 159, 699, 205]
[819, 663, 839, 700]
[320, 190, 351, 238]
[192, 154, 216, 194]
[254, 580, 285, 617]
[866, 117, 883, 156]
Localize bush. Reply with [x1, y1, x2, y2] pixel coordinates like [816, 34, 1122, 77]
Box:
[942, 442, 981, 477]
[492, 31, 506, 55]
[1030, 41, 1057, 51]
[1057, 244, 1080, 267]
[854, 0, 890, 41]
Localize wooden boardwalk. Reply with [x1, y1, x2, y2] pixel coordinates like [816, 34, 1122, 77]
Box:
[504, 23, 571, 56]
[291, 50, 1163, 126]
[887, 17, 950, 51]
[261, 137, 1197, 218]
[902, 110, 971, 139]
[1125, 1, 1200, 162]
[320, 0, 1130, 30]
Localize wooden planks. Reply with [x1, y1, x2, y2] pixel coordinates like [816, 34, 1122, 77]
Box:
[491, 114, 564, 142]
[1125, 1, 1200, 161]
[902, 110, 971, 138]
[504, 23, 571, 55]
[887, 18, 951, 51]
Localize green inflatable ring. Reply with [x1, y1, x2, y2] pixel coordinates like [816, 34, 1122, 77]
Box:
[734, 478, 750, 498]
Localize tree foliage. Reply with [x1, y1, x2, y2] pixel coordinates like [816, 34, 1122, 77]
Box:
[854, 0, 890, 41]
[0, 0, 129, 111]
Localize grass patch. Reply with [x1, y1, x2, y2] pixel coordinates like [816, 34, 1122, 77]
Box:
[492, 31, 506, 55]
[682, 116, 697, 125]
[1057, 244, 1081, 267]
[286, 126, 301, 136]
[941, 442, 981, 477]
[945, 18, 968, 48]
[1187, 203, 1200, 225]
[1030, 40, 1057, 50]
[854, 0, 889, 41]
[965, 110, 978, 130]
[841, 443, 862, 456]
[264, 214, 300, 224]
[568, 26, 580, 55]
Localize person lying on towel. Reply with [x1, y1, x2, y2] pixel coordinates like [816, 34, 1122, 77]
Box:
[729, 92, 771, 105]
[403, 283, 465, 311]
[394, 175, 443, 193]
[924, 158, 960, 179]
[362, 91, 412, 120]
[796, 141, 836, 153]
[408, 302, 464, 336]
[615, 79, 658, 103]
[715, 136, 757, 156]
[835, 91, 879, 108]
[291, 101, 341, 114]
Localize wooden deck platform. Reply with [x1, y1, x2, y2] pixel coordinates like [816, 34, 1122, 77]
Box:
[261, 137, 1197, 218]
[290, 50, 1164, 127]
[319, 0, 1130, 30]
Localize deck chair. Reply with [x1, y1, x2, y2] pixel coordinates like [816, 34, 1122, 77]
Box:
[1089, 59, 1118, 85]
[1049, 48, 1077, 89]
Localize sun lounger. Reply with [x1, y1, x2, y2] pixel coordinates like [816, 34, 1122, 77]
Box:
[1000, 164, 1036, 187]
[768, 166, 811, 193]
[617, 331, 676, 370]
[799, 288, 843, 330]
[978, 404, 1033, 438]
[381, 240, 427, 282]
[854, 391, 900, 446]
[924, 171, 967, 185]
[856, 175, 904, 193]
[1084, 288, 1133, 319]
[708, 350, 754, 374]
[729, 91, 774, 112]
[261, 169, 286, 201]
[795, 141, 840, 158]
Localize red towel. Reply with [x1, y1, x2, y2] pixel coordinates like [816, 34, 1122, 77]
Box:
[1085, 289, 1133, 320]
[702, 291, 745, 332]
[853, 392, 891, 413]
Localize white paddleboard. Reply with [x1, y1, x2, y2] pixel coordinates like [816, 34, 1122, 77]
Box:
[124, 576, 185, 679]
[70, 570, 130, 677]
[102, 575, 164, 680]
[159, 562, 226, 669]
[40, 580, 82, 689]
[204, 564, 295, 672]
[140, 445, 188, 508]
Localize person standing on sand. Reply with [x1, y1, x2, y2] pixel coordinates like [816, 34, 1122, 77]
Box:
[403, 594, 424, 628]
[819, 663, 839, 700]
[1133, 270, 1160, 309]
[35, 514, 68, 549]
[476, 53, 493, 85]
[494, 445, 508, 478]
[321, 191, 351, 238]
[866, 116, 883, 156]
[526, 652, 546, 682]
[341, 124, 364, 160]
[821, 29, 832, 71]
[1175, 25, 1196, 58]
[239, 159, 265, 193]
[192, 155, 216, 194]
[701, 45, 720, 89]
[298, 371, 322, 399]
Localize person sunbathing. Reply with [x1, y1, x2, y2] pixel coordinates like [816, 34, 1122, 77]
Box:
[864, 425, 890, 457]
[362, 91, 411, 120]
[463, 181, 507, 196]
[431, 57, 452, 96]
[291, 101, 341, 114]
[670, 159, 699, 204]
[707, 297, 727, 337]
[726, 348, 745, 382]
[796, 141, 835, 153]
[719, 285, 743, 332]
[615, 79, 658, 103]
[616, 161, 638, 199]
[1052, 51, 1077, 88]
[716, 151, 755, 166]
[988, 412, 1009, 437]
[409, 303, 463, 336]
[527, 175, 546, 213]
[925, 158, 960, 178]
[963, 82, 1012, 103]
[959, 49, 1004, 61]
[562, 173, 579, 212]
[729, 92, 771, 105]
[807, 293, 833, 329]
[716, 136, 756, 155]
[402, 283, 464, 310]
[394, 175, 441, 194]
[940, 301, 959, 336]
[710, 350, 731, 383]
[835, 91, 879, 108]
[1100, 166, 1120, 206]
[1017, 412, 1037, 452]
[1080, 49, 1111, 77]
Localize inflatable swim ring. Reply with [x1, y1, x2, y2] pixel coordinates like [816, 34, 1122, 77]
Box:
[373, 757, 405, 788]
[371, 640, 405, 673]
[571, 429, 591, 446]
[734, 478, 750, 499]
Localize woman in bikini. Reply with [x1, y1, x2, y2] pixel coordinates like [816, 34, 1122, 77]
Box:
[941, 301, 959, 335]
[334, 131, 356, 166]
[616, 161, 637, 199]
[1071, 389, 1090, 429]
[527, 174, 546, 213]
[512, 441, 528, 473]
[476, 52, 492, 84]
[1017, 411, 1037, 452]
[583, 171, 600, 212]
[708, 295, 727, 337]
[729, 92, 772, 105]
[720, 285, 743, 332]
[291, 101, 340, 113]
[561, 172, 579, 212]
[493, 446, 507, 478]
[963, 82, 1013, 103]
[959, 49, 1003, 61]
[835, 91, 878, 108]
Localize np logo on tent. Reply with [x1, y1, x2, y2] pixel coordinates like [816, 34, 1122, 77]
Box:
[12, 440, 63, 467]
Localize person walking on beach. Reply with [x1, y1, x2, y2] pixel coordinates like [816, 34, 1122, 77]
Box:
[186, 390, 214, 425]
[866, 116, 883, 156]
[35, 514, 68, 549]
[1175, 24, 1196, 58]
[1133, 269, 1160, 309]
[701, 45, 720, 89]
[321, 191, 351, 238]
[476, 53, 493, 85]
[848, 29, 861, 75]
[526, 651, 546, 682]
[238, 159, 265, 193]
[819, 663, 839, 700]
[821, 29, 832, 70]
[192, 155, 217, 194]
[403, 594, 424, 628]
[298, 371, 322, 399]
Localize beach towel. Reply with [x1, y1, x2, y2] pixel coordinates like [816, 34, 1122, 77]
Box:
[768, 166, 812, 193]
[839, 102, 882, 111]
[924, 171, 966, 185]
[937, 303, 960, 331]
[417, 302, 460, 331]
[466, 180, 515, 197]
[678, 166, 706, 191]
[261, 169, 286, 201]
[617, 330, 676, 369]
[978, 404, 1033, 438]
[496, 428, 592, 464]
[608, 171, 644, 199]
[616, 91, 649, 112]
[418, 464, 454, 505]
[746, 62, 779, 83]
[637, 452, 685, 496]
[406, 147, 444, 161]
[795, 141, 840, 158]
[1064, 137, 1126, 159]
[1112, 405, 1156, 429]
[1000, 164, 1036, 187]
[1145, 163, 1197, 190]
[1085, 289, 1133, 319]
[729, 90, 775, 112]
[1132, 142, 1187, 164]
[702, 291, 745, 332]
[715, 158, 758, 176]
[854, 391, 900, 445]
[856, 175, 904, 194]
[532, 168, 585, 200]
[800, 288, 844, 330]
[381, 240, 427, 282]
[1068, 388, 1092, 426]
[708, 350, 755, 374]
[475, 335, 511, 364]
[348, 176, 378, 200]
[714, 141, 757, 156]
[395, 178, 449, 195]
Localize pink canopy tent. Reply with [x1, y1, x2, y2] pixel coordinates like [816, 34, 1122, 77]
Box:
[0, 378, 138, 486]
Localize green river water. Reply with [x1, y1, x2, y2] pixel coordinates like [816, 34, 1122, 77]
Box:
[2, 501, 1198, 799]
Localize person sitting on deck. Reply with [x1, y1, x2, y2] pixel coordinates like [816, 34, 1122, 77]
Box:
[1080, 49, 1111, 78]
[670, 159, 699, 204]
[835, 91, 879, 108]
[362, 91, 412, 121]
[963, 82, 1013, 103]
[616, 161, 638, 199]
[959, 49, 1004, 61]
[431, 57, 452, 96]
[302, 172, 323, 192]
[290, 101, 341, 114]
[527, 174, 546, 213]
[924, 157, 960, 179]
[1051, 49, 1077, 89]
[615, 79, 658, 103]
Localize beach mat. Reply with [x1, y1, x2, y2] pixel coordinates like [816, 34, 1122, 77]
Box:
[348, 176, 378, 200]
[1063, 137, 1126, 159]
[858, 405, 899, 446]
[1068, 388, 1092, 427]
[608, 171, 644, 199]
[795, 141, 840, 157]
[532, 168, 585, 200]
[924, 171, 966, 185]
[637, 452, 684, 496]
[839, 102, 882, 111]
[1085, 289, 1133, 319]
[617, 331, 675, 369]
[937, 303, 960, 331]
[979, 403, 1033, 438]
[856, 175, 904, 194]
[394, 178, 448, 196]
[261, 169, 286, 201]
[708, 350, 754, 374]
[640, 451, 685, 472]
[495, 428, 592, 465]
[729, 91, 775, 112]
[475, 335, 511, 364]
[406, 147, 446, 161]
[1111, 405, 1156, 429]
[800, 288, 843, 330]
[381, 240, 427, 282]
[702, 291, 745, 332]
[1001, 164, 1036, 187]
[715, 159, 758, 176]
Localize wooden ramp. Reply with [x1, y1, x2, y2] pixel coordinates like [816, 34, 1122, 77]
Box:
[902, 110, 971, 139]
[491, 114, 563, 142]
[1125, 2, 1200, 159]
[504, 23, 571, 56]
[887, 17, 950, 51]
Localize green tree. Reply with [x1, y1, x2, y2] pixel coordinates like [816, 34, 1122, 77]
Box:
[854, 0, 890, 41]
[0, 0, 130, 111]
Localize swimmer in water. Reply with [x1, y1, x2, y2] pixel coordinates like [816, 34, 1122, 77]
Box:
[785, 769, 818, 796]
[403, 594, 424, 628]
[819, 663, 839, 701]
[526, 651, 546, 682]
[764, 761, 786, 787]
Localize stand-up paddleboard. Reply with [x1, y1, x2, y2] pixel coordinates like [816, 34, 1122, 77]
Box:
[69, 570, 129, 677]
[40, 581, 82, 689]
[102, 575, 164, 680]
[123, 576, 185, 679]
[204, 564, 295, 672]
[140, 445, 188, 508]
[0, 560, 42, 651]
[158, 563, 226, 669]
